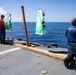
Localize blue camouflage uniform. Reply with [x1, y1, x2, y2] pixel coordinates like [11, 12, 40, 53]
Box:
[65, 26, 76, 65]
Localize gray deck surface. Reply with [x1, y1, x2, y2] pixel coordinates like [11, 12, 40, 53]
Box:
[0, 44, 76, 75]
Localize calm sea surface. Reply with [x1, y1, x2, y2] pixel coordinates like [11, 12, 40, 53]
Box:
[6, 22, 71, 48]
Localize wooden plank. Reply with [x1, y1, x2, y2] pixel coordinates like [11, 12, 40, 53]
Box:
[14, 44, 67, 61]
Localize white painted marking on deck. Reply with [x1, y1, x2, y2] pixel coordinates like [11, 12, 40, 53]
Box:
[0, 47, 21, 55]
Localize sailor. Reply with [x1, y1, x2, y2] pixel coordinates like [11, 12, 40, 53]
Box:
[64, 18, 76, 68]
[0, 15, 6, 44]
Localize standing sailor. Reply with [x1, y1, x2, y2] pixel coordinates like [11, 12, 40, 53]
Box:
[0, 15, 6, 44]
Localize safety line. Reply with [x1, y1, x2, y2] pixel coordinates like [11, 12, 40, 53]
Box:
[0, 47, 21, 55]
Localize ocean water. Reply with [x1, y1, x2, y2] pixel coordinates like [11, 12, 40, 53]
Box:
[6, 22, 71, 48]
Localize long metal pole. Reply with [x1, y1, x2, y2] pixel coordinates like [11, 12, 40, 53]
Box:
[21, 6, 29, 46]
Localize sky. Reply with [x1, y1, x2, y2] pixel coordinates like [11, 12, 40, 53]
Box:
[0, 0, 76, 22]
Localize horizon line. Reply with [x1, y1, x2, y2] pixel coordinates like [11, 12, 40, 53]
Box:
[11, 21, 71, 23]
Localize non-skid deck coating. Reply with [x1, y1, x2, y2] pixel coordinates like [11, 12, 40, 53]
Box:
[0, 44, 76, 75]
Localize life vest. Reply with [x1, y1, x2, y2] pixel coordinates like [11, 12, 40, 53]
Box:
[0, 18, 5, 29]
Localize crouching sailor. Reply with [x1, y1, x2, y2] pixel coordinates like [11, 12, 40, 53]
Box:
[64, 18, 76, 69]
